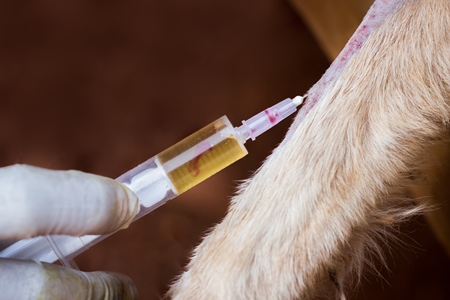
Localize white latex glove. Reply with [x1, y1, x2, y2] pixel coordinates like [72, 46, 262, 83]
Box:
[0, 164, 139, 299]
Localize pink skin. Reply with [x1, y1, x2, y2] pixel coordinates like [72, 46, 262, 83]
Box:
[290, 0, 403, 133]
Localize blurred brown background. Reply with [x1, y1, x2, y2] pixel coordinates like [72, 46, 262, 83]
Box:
[0, 1, 449, 299]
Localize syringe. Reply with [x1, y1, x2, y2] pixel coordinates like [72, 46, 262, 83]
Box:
[0, 96, 304, 267]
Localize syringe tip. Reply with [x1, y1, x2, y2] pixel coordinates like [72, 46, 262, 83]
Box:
[292, 96, 304, 106]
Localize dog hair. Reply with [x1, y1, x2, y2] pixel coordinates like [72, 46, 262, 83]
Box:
[169, 1, 450, 298]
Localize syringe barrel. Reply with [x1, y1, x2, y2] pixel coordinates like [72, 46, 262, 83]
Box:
[156, 116, 248, 194]
[0, 116, 248, 264]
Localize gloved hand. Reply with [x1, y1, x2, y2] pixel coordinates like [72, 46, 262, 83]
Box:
[0, 164, 139, 299]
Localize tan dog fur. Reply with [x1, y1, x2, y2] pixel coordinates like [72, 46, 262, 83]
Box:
[169, 1, 450, 298]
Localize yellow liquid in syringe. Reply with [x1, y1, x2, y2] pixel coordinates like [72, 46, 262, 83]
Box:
[166, 136, 246, 194]
[157, 116, 248, 194]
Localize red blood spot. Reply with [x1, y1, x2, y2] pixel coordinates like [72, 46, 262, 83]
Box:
[264, 109, 279, 124]
[188, 147, 213, 177]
